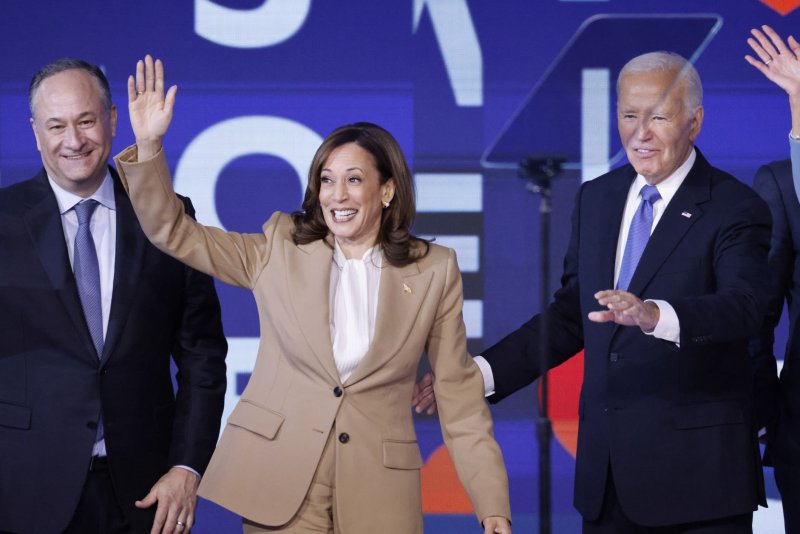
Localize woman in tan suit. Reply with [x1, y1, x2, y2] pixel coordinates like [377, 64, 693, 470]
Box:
[116, 56, 511, 534]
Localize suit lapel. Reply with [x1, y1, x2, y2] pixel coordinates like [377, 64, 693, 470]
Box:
[625, 152, 709, 296]
[23, 171, 98, 363]
[345, 260, 432, 387]
[285, 238, 341, 384]
[102, 170, 147, 364]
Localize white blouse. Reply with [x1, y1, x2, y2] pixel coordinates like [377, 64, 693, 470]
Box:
[329, 242, 383, 381]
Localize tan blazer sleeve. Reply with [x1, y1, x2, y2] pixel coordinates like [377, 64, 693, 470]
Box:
[426, 248, 511, 523]
[114, 145, 274, 289]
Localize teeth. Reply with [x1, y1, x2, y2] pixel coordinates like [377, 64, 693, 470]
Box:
[333, 209, 357, 221]
[64, 154, 87, 160]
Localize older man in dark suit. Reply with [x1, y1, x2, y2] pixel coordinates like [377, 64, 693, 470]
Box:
[417, 51, 771, 532]
[0, 59, 227, 534]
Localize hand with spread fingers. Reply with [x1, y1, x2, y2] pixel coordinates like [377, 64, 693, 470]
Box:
[745, 25, 800, 99]
[588, 289, 660, 331]
[135, 466, 200, 534]
[127, 54, 178, 160]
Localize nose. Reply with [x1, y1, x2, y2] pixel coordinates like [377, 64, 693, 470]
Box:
[332, 179, 348, 202]
[634, 118, 652, 140]
[63, 124, 85, 150]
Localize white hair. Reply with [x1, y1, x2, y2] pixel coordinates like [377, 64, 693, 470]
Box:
[617, 51, 703, 113]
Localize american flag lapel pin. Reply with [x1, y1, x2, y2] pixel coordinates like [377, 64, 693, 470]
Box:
[681, 211, 692, 219]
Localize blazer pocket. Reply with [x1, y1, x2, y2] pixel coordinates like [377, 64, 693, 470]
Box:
[383, 439, 423, 470]
[0, 401, 31, 430]
[673, 400, 744, 429]
[227, 399, 285, 440]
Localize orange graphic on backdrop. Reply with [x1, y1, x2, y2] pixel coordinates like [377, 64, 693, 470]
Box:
[761, 0, 800, 15]
[421, 351, 585, 513]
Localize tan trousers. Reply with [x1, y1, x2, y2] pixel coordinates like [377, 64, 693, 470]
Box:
[243, 431, 337, 533]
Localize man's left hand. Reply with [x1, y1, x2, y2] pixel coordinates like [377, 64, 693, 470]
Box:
[135, 467, 200, 534]
[588, 289, 660, 331]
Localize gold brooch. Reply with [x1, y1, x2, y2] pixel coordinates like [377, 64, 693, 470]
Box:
[403, 283, 412, 294]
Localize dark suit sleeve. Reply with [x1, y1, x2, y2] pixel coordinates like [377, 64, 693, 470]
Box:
[670, 191, 772, 348]
[168, 195, 228, 474]
[750, 164, 789, 432]
[482, 187, 585, 403]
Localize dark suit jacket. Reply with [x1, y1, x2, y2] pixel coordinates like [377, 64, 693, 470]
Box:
[483, 149, 770, 526]
[0, 168, 227, 534]
[752, 159, 800, 472]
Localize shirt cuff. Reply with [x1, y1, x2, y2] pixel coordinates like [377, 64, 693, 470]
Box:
[173, 465, 201, 478]
[644, 299, 680, 345]
[473, 355, 495, 397]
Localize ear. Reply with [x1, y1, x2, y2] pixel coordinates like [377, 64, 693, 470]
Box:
[30, 117, 42, 152]
[688, 105, 703, 142]
[382, 178, 396, 204]
[109, 105, 118, 138]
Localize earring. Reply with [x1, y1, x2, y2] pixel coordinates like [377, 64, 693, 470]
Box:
[382, 200, 390, 209]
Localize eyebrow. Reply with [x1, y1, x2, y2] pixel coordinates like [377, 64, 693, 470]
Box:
[43, 111, 97, 124]
[321, 166, 364, 172]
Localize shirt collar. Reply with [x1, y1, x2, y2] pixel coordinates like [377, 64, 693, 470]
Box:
[48, 170, 116, 215]
[332, 240, 382, 269]
[631, 147, 696, 204]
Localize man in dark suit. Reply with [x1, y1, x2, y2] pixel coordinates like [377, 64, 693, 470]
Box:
[0, 59, 227, 534]
[419, 51, 770, 532]
[746, 24, 800, 534]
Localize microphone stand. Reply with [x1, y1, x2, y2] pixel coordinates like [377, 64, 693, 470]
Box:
[519, 155, 565, 534]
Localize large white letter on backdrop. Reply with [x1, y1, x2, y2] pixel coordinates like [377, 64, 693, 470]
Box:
[413, 0, 483, 107]
[195, 0, 311, 48]
[174, 116, 323, 228]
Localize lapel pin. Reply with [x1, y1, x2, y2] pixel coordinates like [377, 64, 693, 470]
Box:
[403, 283, 412, 294]
[681, 211, 692, 219]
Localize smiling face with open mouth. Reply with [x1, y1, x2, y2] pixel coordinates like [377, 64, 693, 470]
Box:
[318, 142, 395, 260]
[617, 69, 703, 186]
[30, 69, 117, 197]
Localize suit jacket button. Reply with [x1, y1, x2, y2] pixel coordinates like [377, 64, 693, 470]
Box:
[333, 386, 343, 397]
[338, 432, 350, 444]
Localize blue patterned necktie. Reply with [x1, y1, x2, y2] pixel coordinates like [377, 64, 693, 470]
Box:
[74, 199, 104, 359]
[616, 184, 661, 291]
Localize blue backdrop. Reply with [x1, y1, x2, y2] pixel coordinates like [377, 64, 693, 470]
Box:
[1, 1, 797, 531]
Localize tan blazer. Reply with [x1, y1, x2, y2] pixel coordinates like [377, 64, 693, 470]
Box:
[115, 146, 510, 532]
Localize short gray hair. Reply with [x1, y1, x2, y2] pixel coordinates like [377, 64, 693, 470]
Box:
[29, 58, 112, 116]
[617, 51, 702, 113]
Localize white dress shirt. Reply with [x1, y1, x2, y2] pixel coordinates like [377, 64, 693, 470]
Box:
[49, 172, 116, 456]
[476, 149, 697, 396]
[329, 242, 383, 382]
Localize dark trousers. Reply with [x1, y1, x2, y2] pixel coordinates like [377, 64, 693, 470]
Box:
[775, 461, 800, 534]
[583, 466, 753, 534]
[63, 457, 130, 534]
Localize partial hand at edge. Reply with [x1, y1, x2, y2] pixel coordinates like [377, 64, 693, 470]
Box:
[127, 54, 177, 161]
[483, 516, 511, 534]
[411, 372, 438, 415]
[135, 466, 200, 534]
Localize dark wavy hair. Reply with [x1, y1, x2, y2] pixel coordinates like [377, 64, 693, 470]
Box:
[292, 122, 429, 266]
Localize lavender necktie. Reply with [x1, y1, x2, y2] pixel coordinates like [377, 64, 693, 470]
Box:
[74, 199, 104, 359]
[74, 200, 105, 444]
[617, 184, 661, 291]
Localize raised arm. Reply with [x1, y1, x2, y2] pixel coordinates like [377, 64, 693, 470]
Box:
[114, 56, 272, 289]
